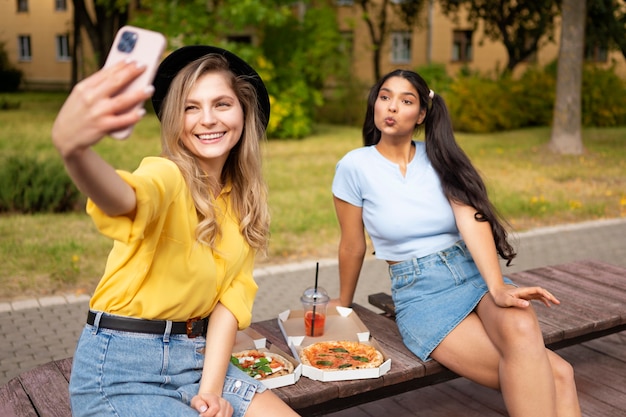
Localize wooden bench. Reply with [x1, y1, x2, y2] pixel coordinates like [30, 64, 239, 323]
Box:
[1, 260, 625, 417]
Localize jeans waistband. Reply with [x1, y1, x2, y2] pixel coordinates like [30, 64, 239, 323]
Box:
[389, 241, 468, 276]
[87, 311, 208, 338]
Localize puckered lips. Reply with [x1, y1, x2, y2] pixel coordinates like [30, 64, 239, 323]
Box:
[384, 117, 396, 126]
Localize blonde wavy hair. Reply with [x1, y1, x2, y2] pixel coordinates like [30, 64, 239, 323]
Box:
[158, 54, 270, 253]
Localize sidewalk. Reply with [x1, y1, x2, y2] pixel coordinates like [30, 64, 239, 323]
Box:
[2, 217, 626, 387]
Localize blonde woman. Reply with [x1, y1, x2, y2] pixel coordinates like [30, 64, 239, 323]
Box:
[52, 45, 298, 417]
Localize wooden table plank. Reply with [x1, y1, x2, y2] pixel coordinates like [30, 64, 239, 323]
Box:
[54, 358, 72, 382]
[0, 378, 38, 417]
[17, 361, 72, 417]
[515, 264, 626, 308]
[558, 260, 626, 292]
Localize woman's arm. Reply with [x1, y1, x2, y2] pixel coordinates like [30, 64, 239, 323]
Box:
[192, 302, 237, 416]
[51, 60, 152, 217]
[451, 201, 559, 308]
[333, 197, 367, 307]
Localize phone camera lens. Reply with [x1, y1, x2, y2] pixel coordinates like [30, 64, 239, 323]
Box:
[117, 31, 138, 53]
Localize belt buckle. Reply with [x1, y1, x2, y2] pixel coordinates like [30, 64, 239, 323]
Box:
[186, 317, 205, 338]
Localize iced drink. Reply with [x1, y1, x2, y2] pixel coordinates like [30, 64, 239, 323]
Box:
[300, 286, 330, 337]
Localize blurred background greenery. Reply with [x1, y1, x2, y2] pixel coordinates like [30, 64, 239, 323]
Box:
[0, 91, 624, 301]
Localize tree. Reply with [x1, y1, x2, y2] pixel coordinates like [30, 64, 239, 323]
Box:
[356, 0, 392, 82]
[72, 0, 129, 75]
[355, 0, 428, 81]
[439, 0, 560, 73]
[585, 0, 626, 60]
[132, 0, 347, 138]
[549, 0, 586, 155]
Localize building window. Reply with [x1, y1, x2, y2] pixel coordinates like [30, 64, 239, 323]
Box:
[452, 30, 473, 62]
[339, 31, 354, 60]
[18, 35, 31, 61]
[55, 0, 67, 11]
[17, 0, 28, 12]
[585, 42, 608, 62]
[391, 31, 411, 64]
[56, 34, 71, 61]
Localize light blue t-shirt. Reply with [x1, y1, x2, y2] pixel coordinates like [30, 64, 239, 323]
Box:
[332, 141, 460, 261]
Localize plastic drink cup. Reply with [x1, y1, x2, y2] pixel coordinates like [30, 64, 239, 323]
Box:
[300, 286, 330, 337]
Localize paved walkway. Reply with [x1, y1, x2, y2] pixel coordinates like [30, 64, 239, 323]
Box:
[2, 217, 625, 398]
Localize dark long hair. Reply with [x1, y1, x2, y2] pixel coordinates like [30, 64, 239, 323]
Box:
[363, 70, 516, 265]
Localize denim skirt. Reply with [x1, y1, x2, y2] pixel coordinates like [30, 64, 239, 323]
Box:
[389, 241, 515, 362]
[69, 313, 267, 417]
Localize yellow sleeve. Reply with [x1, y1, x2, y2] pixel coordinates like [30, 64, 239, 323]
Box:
[218, 248, 258, 329]
[86, 157, 184, 243]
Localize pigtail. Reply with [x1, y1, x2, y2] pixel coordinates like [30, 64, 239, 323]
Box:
[425, 93, 516, 264]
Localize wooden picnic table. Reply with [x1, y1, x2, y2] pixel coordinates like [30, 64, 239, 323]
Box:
[1, 259, 625, 417]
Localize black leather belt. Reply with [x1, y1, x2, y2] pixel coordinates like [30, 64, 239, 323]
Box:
[87, 311, 208, 338]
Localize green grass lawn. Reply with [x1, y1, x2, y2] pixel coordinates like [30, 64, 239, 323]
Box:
[1, 92, 625, 300]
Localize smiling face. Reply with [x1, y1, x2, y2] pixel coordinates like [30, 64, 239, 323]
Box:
[181, 71, 244, 175]
[373, 76, 426, 141]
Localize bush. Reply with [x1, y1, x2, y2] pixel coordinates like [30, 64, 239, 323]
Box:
[268, 78, 322, 139]
[315, 78, 369, 127]
[510, 65, 556, 127]
[446, 63, 625, 133]
[0, 96, 21, 110]
[0, 155, 80, 213]
[582, 64, 626, 127]
[0, 42, 23, 92]
[446, 72, 516, 133]
[414, 63, 454, 95]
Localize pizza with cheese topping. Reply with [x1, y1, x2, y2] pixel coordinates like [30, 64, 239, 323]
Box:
[300, 340, 384, 371]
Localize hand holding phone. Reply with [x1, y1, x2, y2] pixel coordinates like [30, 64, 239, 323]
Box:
[103, 26, 166, 140]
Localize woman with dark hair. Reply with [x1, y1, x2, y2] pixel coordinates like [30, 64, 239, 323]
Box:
[52, 46, 299, 417]
[332, 69, 581, 416]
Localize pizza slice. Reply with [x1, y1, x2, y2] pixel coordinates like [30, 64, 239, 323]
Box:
[231, 349, 294, 380]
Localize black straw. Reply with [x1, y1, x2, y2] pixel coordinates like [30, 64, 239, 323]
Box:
[311, 262, 319, 336]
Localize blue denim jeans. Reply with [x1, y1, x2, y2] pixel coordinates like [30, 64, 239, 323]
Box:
[389, 241, 515, 361]
[69, 312, 266, 417]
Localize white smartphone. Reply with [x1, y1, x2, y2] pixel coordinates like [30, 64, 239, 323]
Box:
[103, 25, 166, 140]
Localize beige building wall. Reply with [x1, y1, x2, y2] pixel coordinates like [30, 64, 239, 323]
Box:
[0, 0, 75, 89]
[338, 1, 625, 85]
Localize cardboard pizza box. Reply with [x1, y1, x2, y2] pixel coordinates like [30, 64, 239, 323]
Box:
[277, 306, 392, 382]
[233, 327, 302, 389]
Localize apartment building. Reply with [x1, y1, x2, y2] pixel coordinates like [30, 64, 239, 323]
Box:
[0, 0, 77, 89]
[337, 1, 625, 83]
[1, 0, 624, 90]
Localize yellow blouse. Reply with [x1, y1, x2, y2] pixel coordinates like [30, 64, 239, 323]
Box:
[87, 157, 257, 329]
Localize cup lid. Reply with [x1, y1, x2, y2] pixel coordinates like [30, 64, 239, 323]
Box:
[300, 286, 330, 304]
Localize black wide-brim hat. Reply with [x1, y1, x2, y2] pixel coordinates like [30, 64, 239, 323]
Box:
[151, 45, 270, 129]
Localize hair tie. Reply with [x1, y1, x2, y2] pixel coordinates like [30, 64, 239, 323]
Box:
[429, 89, 434, 99]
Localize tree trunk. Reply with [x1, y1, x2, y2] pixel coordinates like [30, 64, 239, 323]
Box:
[358, 0, 389, 83]
[549, 0, 586, 155]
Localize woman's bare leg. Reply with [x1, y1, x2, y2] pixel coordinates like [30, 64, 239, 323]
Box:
[546, 350, 581, 417]
[430, 295, 580, 417]
[246, 389, 300, 417]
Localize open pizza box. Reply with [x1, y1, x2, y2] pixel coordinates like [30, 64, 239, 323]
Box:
[233, 327, 302, 389]
[277, 306, 391, 382]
